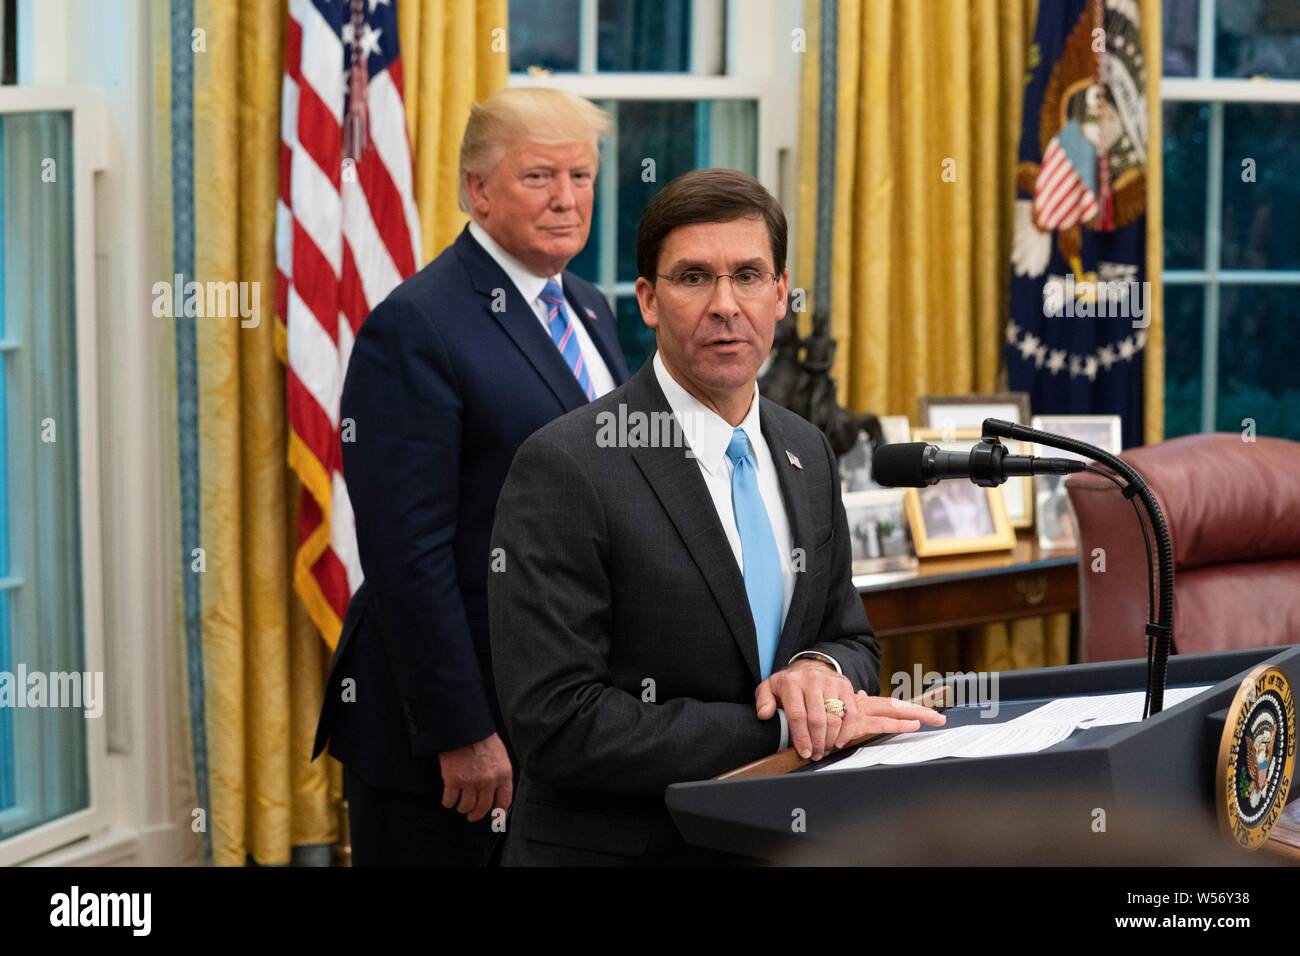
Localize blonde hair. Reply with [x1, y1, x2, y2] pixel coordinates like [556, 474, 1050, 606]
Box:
[458, 88, 612, 212]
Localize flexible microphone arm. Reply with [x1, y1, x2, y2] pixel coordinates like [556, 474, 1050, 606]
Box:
[981, 418, 1174, 718]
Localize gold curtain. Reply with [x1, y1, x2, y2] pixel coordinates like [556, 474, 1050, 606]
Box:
[796, 0, 1164, 676]
[1143, 0, 1165, 443]
[399, 0, 509, 262]
[154, 0, 504, 866]
[798, 0, 1037, 412]
[153, 0, 340, 866]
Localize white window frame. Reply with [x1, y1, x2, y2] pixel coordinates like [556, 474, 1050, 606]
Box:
[0, 86, 109, 867]
[1161, 0, 1300, 434]
[508, 0, 802, 307]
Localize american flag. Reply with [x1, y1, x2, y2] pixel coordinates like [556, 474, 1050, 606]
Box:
[276, 0, 421, 647]
[1032, 125, 1100, 232]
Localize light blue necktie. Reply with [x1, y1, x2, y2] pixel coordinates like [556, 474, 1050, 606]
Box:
[539, 279, 595, 400]
[725, 428, 783, 679]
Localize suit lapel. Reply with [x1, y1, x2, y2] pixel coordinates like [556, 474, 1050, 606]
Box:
[562, 275, 629, 385]
[760, 405, 815, 668]
[626, 365, 762, 683]
[454, 227, 590, 412]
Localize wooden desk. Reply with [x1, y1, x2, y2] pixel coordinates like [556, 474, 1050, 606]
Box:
[855, 534, 1079, 638]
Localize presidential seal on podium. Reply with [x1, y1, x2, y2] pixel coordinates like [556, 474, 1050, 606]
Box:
[1218, 666, 1296, 850]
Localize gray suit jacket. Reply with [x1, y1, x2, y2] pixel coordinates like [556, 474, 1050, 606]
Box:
[488, 358, 882, 865]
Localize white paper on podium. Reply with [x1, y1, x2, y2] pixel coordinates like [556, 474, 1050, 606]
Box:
[1006, 684, 1214, 729]
[815, 684, 1216, 773]
[815, 720, 1077, 772]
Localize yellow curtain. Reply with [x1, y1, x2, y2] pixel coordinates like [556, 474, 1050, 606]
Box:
[1143, 0, 1165, 443]
[153, 0, 340, 865]
[154, 0, 505, 867]
[796, 0, 1164, 675]
[798, 0, 1036, 412]
[399, 0, 509, 262]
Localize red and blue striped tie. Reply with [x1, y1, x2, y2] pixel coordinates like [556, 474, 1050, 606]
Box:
[540, 279, 595, 401]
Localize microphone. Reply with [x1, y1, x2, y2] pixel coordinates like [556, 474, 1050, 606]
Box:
[871, 439, 1086, 488]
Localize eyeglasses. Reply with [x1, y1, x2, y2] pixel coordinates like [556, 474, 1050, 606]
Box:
[655, 269, 779, 298]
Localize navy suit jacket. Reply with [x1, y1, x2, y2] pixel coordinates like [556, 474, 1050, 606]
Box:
[313, 225, 630, 793]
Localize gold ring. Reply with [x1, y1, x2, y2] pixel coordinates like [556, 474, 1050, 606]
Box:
[824, 697, 846, 718]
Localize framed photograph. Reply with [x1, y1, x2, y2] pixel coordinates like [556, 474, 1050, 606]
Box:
[838, 430, 875, 493]
[918, 392, 1031, 440]
[879, 415, 911, 446]
[903, 429, 1016, 557]
[1029, 415, 1123, 551]
[843, 490, 918, 575]
[908, 427, 1033, 530]
[838, 416, 912, 493]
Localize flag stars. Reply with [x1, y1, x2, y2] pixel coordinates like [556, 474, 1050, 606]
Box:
[1033, 342, 1048, 368]
[1047, 349, 1067, 375]
[1018, 331, 1041, 360]
[1118, 336, 1136, 361]
[1098, 344, 1117, 369]
[1083, 355, 1099, 381]
[1005, 319, 1021, 344]
[343, 21, 384, 59]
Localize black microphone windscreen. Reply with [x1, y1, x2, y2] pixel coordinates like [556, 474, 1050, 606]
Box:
[871, 442, 929, 488]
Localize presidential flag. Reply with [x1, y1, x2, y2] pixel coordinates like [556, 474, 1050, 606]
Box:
[1007, 0, 1148, 448]
[276, 0, 422, 646]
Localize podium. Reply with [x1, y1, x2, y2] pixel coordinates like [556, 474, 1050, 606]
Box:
[665, 645, 1299, 865]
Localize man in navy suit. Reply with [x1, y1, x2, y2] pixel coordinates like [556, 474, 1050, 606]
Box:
[313, 88, 629, 865]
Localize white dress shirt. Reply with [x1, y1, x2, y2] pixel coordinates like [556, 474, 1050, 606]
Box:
[469, 220, 616, 398]
[653, 351, 795, 626]
[653, 352, 842, 752]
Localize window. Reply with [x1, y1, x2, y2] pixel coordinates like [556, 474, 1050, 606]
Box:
[1161, 0, 1300, 440]
[0, 88, 107, 867]
[0, 108, 89, 844]
[509, 0, 796, 373]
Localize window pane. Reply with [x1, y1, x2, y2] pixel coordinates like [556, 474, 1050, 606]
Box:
[0, 593, 12, 811]
[614, 99, 757, 282]
[509, 0, 581, 73]
[1215, 1, 1300, 79]
[1162, 0, 1200, 77]
[1216, 285, 1300, 440]
[1162, 101, 1208, 269]
[614, 295, 655, 375]
[1220, 103, 1300, 270]
[1162, 283, 1205, 439]
[598, 0, 692, 72]
[0, 111, 88, 843]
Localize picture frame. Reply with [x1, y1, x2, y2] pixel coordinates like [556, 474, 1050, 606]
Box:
[1029, 415, 1123, 551]
[918, 392, 1031, 441]
[843, 489, 918, 575]
[907, 427, 1033, 530]
[904, 429, 1017, 557]
[879, 415, 911, 446]
[838, 416, 912, 493]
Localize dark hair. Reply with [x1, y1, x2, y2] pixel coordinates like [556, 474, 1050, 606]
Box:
[636, 169, 787, 280]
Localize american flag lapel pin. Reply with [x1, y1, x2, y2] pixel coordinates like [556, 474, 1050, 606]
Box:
[786, 450, 802, 469]
[584, 306, 598, 321]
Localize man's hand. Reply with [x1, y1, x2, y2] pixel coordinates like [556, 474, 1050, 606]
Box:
[439, 732, 513, 822]
[756, 660, 946, 761]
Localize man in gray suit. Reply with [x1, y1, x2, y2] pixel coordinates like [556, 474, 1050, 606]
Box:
[488, 169, 944, 865]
